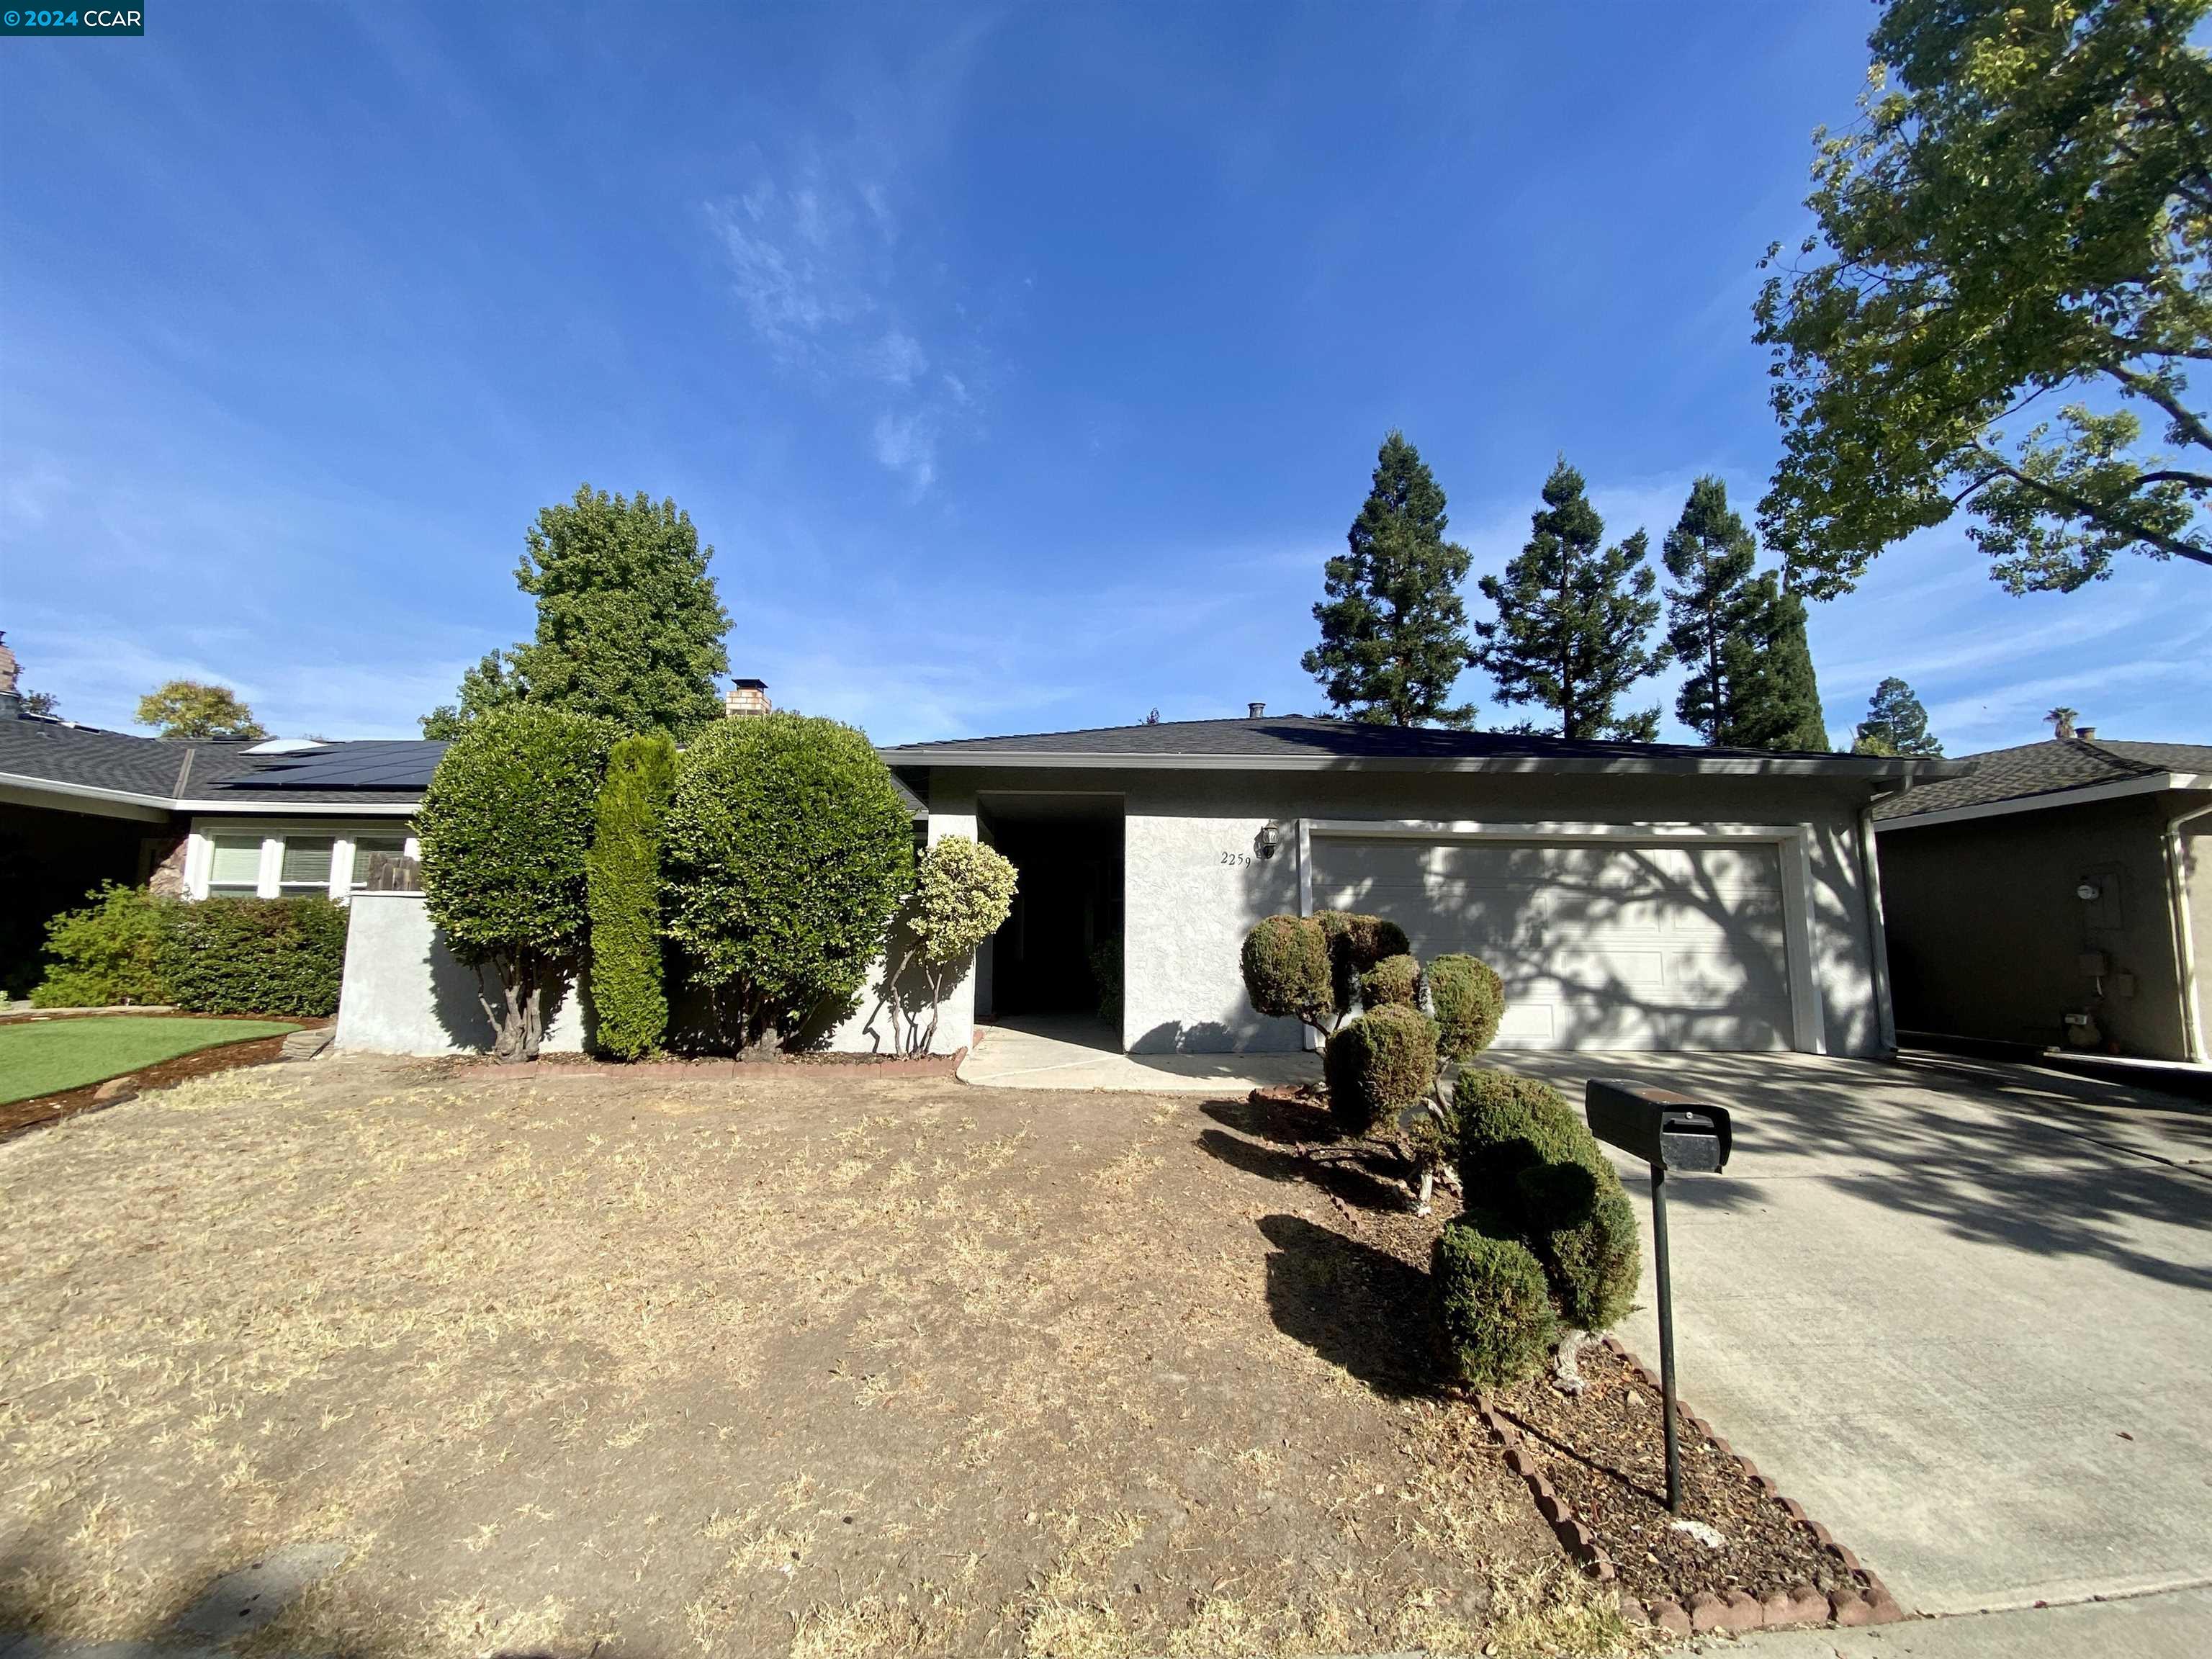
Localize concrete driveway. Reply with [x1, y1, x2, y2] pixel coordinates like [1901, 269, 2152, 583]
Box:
[1507, 1051, 2212, 1642]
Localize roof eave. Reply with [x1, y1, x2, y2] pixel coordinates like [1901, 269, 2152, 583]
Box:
[881, 747, 1972, 781]
[1876, 770, 2202, 832]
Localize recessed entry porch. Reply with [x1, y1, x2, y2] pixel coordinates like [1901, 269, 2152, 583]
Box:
[972, 792, 1125, 1059]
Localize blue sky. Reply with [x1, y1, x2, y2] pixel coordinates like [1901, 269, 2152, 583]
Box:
[4, 1, 2205, 752]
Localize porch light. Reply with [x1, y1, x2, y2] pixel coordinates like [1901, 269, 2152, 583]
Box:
[1256, 822, 1282, 860]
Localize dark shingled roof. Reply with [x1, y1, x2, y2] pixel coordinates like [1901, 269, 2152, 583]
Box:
[1876, 737, 2212, 821]
[0, 721, 433, 807]
[881, 713, 1951, 774]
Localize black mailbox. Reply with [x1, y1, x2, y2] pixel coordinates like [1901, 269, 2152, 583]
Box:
[1586, 1079, 1732, 1174]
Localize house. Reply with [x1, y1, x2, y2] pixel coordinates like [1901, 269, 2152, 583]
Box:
[1874, 732, 2212, 1062]
[878, 707, 1962, 1058]
[2, 684, 1968, 1058]
[0, 703, 426, 994]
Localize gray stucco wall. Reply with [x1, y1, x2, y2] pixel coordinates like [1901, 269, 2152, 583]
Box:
[2189, 824, 2211, 1059]
[1878, 791, 2208, 1061]
[335, 892, 588, 1056]
[336, 866, 976, 1061]
[940, 765, 1890, 1058]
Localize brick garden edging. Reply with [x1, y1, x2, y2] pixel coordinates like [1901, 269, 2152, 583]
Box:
[1474, 1334, 1907, 1638]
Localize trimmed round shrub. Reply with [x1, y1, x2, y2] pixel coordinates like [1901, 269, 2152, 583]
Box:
[1453, 1068, 1599, 1192]
[902, 835, 1019, 1052]
[587, 732, 680, 1060]
[1358, 953, 1422, 1010]
[1315, 909, 1411, 1012]
[161, 896, 349, 1016]
[1430, 1215, 1558, 1389]
[1453, 1068, 1641, 1338]
[1321, 1002, 1439, 1135]
[1428, 953, 1505, 1062]
[418, 705, 613, 1060]
[1240, 914, 1334, 1030]
[662, 711, 914, 1052]
[30, 883, 171, 1008]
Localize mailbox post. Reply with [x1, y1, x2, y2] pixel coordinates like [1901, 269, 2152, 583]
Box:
[1585, 1079, 1732, 1514]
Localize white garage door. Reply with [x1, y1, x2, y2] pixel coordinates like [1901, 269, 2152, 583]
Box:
[1313, 836, 1797, 1051]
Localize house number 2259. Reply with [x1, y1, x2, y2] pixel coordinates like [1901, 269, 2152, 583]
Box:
[1219, 850, 1252, 866]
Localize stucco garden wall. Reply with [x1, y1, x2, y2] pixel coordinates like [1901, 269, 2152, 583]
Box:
[944, 765, 1892, 1058]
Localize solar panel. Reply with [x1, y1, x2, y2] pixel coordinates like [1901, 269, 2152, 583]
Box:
[225, 741, 448, 790]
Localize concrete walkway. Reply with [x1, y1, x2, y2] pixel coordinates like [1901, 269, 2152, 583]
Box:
[959, 1015, 1320, 1092]
[1507, 1051, 2212, 1628]
[1724, 1583, 2212, 1659]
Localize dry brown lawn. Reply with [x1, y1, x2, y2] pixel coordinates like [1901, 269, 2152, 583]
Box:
[0, 1056, 1629, 1658]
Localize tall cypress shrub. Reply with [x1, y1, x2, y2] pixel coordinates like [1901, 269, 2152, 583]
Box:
[587, 732, 678, 1059]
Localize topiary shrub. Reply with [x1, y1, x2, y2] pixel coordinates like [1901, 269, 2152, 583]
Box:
[1358, 952, 1422, 1009]
[1315, 910, 1411, 1015]
[418, 705, 613, 1061]
[30, 883, 171, 1008]
[161, 896, 349, 1016]
[1447, 1068, 1641, 1371]
[1428, 953, 1505, 1062]
[901, 835, 1019, 1053]
[1321, 1002, 1439, 1135]
[586, 732, 679, 1060]
[1240, 913, 1334, 1036]
[662, 711, 913, 1053]
[1431, 1213, 1559, 1389]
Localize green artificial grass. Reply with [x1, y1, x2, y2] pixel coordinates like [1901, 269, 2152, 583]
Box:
[0, 1016, 301, 1106]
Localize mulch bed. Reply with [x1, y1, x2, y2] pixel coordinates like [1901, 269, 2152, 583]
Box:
[1495, 1343, 1852, 1607]
[1238, 1079, 1904, 1638]
[0, 1017, 328, 1144]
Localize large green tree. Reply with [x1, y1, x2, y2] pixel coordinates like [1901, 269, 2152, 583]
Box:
[1853, 675, 1945, 755]
[423, 486, 732, 738]
[135, 680, 267, 741]
[1660, 477, 1763, 743]
[1303, 432, 1478, 727]
[1473, 459, 1667, 742]
[1756, 0, 2212, 596]
[1715, 575, 1830, 751]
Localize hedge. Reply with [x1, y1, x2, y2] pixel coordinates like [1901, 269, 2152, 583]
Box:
[29, 883, 170, 1009]
[587, 732, 679, 1060]
[1316, 909, 1411, 1011]
[1321, 1003, 1438, 1135]
[30, 884, 348, 1016]
[662, 711, 913, 1051]
[161, 896, 349, 1016]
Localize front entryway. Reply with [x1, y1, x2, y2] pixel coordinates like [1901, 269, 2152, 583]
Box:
[976, 794, 1124, 1022]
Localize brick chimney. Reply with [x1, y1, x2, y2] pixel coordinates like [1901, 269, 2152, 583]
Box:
[2077, 725, 2098, 741]
[1247, 701, 1266, 719]
[725, 678, 771, 719]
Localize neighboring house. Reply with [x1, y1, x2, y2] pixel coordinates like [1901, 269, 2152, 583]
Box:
[1, 686, 1969, 1058]
[1874, 733, 2212, 1063]
[0, 706, 426, 993]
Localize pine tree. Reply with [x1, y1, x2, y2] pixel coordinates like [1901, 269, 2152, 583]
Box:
[1854, 678, 1944, 755]
[1303, 432, 1478, 727]
[1661, 477, 1761, 743]
[1714, 575, 1828, 750]
[1473, 459, 1667, 742]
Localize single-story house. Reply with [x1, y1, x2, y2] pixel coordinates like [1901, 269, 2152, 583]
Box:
[1874, 732, 2211, 1063]
[1, 683, 1970, 1058]
[0, 704, 425, 994]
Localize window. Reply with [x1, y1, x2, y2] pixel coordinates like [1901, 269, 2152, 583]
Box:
[279, 836, 336, 897]
[349, 835, 421, 893]
[207, 835, 264, 897]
